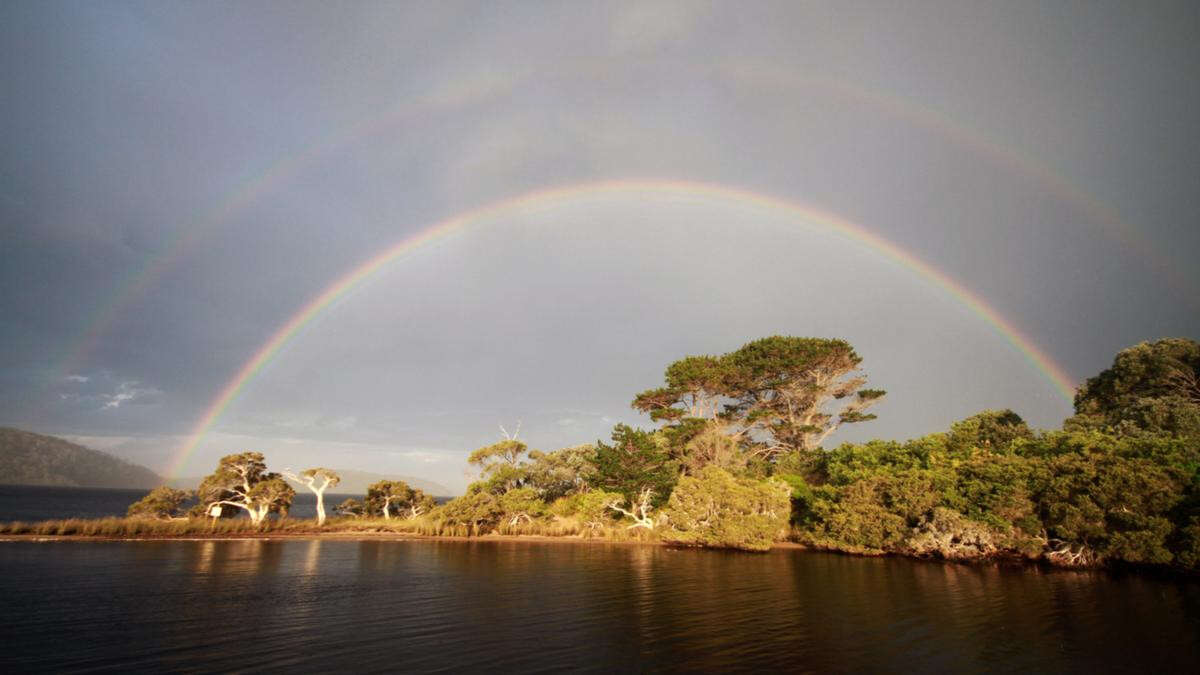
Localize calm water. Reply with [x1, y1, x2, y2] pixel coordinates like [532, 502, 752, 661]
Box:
[1, 539, 1197, 672]
[0, 485, 362, 521]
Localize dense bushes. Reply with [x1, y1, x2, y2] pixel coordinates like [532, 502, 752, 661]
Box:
[661, 467, 790, 551]
[784, 426, 1200, 569]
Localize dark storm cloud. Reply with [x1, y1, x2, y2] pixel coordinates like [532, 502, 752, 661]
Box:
[2, 1, 1197, 490]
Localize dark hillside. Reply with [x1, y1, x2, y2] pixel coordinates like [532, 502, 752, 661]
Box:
[0, 427, 162, 488]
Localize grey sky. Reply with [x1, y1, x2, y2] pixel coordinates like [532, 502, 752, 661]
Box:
[2, 1, 1197, 492]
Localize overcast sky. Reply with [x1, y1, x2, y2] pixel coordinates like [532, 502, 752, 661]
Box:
[2, 1, 1197, 492]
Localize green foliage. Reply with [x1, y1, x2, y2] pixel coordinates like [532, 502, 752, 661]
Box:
[947, 409, 1033, 454]
[632, 336, 884, 457]
[784, 412, 1200, 570]
[524, 445, 596, 501]
[1034, 438, 1183, 565]
[335, 498, 366, 517]
[907, 507, 998, 560]
[498, 487, 546, 524]
[723, 336, 884, 453]
[549, 489, 625, 528]
[468, 439, 528, 472]
[467, 439, 531, 493]
[677, 422, 748, 476]
[633, 355, 732, 423]
[434, 491, 503, 532]
[195, 452, 294, 523]
[803, 474, 928, 553]
[294, 467, 341, 488]
[127, 486, 190, 519]
[661, 466, 791, 551]
[365, 480, 433, 518]
[1067, 338, 1200, 437]
[591, 424, 678, 506]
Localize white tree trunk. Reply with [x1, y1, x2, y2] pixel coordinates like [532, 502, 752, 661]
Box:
[606, 488, 656, 529]
[314, 488, 326, 526]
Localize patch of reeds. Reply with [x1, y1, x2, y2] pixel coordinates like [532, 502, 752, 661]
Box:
[0, 517, 327, 537]
[0, 514, 663, 541]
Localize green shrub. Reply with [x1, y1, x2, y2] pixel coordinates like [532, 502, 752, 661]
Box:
[661, 466, 790, 551]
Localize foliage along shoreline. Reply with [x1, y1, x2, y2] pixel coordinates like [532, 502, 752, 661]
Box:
[5, 336, 1199, 575]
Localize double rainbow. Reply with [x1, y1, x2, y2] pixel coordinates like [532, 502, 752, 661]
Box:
[164, 179, 1077, 478]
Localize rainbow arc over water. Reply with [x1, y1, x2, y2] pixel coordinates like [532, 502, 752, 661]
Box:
[58, 63, 1190, 384]
[165, 180, 1077, 478]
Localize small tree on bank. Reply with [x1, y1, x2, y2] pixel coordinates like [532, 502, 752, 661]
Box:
[335, 498, 367, 518]
[196, 452, 295, 526]
[283, 467, 341, 526]
[127, 486, 190, 520]
[366, 480, 410, 519]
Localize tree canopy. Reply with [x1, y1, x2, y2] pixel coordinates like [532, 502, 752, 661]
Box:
[1068, 338, 1200, 437]
[196, 452, 295, 525]
[127, 486, 190, 520]
[633, 336, 884, 457]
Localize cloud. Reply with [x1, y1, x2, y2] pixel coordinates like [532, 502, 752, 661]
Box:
[64, 374, 89, 383]
[102, 380, 163, 410]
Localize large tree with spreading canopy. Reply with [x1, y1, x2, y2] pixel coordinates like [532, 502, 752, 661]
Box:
[196, 452, 294, 526]
[633, 336, 885, 457]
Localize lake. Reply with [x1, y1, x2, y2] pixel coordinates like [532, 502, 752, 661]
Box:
[1, 539, 1197, 672]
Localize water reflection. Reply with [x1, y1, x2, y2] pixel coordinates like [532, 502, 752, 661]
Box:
[189, 540, 285, 577]
[1, 541, 1197, 672]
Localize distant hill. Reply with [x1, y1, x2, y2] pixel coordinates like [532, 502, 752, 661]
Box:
[0, 427, 162, 489]
[169, 467, 453, 497]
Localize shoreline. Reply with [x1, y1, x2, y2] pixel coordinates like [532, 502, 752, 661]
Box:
[5, 530, 1197, 579]
[0, 530, 669, 545]
[0, 529, 812, 550]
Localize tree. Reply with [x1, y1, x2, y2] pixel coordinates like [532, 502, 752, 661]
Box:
[335, 497, 366, 518]
[633, 337, 884, 460]
[366, 480, 412, 519]
[498, 487, 545, 526]
[661, 466, 791, 551]
[435, 491, 503, 533]
[946, 409, 1033, 454]
[591, 424, 677, 508]
[196, 452, 295, 526]
[723, 336, 884, 455]
[467, 438, 530, 493]
[1067, 338, 1200, 436]
[127, 486, 190, 520]
[405, 489, 436, 519]
[633, 355, 732, 424]
[549, 489, 625, 530]
[1032, 434, 1185, 567]
[283, 467, 340, 526]
[524, 444, 596, 501]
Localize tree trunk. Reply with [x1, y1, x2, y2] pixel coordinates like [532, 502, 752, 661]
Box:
[383, 500, 391, 520]
[314, 488, 326, 526]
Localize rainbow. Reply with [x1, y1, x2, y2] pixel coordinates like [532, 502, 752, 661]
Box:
[58, 62, 1190, 383]
[165, 179, 1077, 478]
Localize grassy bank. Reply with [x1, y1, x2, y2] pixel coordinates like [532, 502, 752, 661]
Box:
[0, 516, 659, 542]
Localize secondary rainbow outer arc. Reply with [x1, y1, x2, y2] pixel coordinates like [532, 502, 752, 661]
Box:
[165, 179, 1078, 479]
